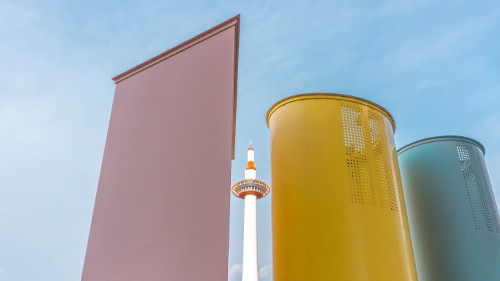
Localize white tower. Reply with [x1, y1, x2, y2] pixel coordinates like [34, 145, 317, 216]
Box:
[231, 138, 270, 281]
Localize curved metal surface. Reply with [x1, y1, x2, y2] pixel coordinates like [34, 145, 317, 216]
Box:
[268, 93, 416, 280]
[398, 136, 500, 281]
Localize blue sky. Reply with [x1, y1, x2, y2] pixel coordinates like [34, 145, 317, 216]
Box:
[1, 0, 499, 280]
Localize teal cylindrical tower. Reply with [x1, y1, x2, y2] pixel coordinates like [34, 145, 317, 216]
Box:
[397, 136, 500, 281]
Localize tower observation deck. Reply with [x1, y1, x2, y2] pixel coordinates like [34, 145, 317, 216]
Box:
[231, 138, 270, 281]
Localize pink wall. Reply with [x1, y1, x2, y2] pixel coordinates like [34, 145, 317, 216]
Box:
[82, 16, 239, 281]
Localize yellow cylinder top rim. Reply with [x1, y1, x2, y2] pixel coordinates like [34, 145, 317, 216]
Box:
[266, 93, 396, 132]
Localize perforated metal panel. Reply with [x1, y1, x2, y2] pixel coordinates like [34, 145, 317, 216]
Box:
[341, 105, 405, 215]
[457, 145, 500, 232]
[370, 112, 392, 209]
[341, 105, 373, 205]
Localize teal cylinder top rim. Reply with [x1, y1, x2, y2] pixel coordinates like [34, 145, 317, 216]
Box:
[397, 135, 485, 156]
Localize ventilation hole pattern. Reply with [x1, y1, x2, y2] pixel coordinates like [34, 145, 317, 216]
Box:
[478, 152, 500, 232]
[342, 106, 373, 205]
[369, 112, 394, 210]
[341, 105, 405, 215]
[457, 145, 500, 232]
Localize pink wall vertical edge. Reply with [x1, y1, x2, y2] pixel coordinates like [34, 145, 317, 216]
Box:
[81, 15, 240, 281]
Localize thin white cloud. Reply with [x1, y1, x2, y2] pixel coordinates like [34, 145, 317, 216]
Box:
[0, 269, 5, 276]
[228, 264, 242, 280]
[259, 265, 271, 278]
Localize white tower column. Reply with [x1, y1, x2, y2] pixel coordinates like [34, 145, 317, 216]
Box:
[242, 194, 258, 281]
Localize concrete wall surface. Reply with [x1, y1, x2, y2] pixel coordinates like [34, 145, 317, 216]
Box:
[81, 15, 239, 281]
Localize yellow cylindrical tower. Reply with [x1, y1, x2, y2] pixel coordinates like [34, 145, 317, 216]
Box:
[267, 93, 417, 281]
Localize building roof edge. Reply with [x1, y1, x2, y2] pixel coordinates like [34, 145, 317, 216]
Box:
[112, 14, 240, 84]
